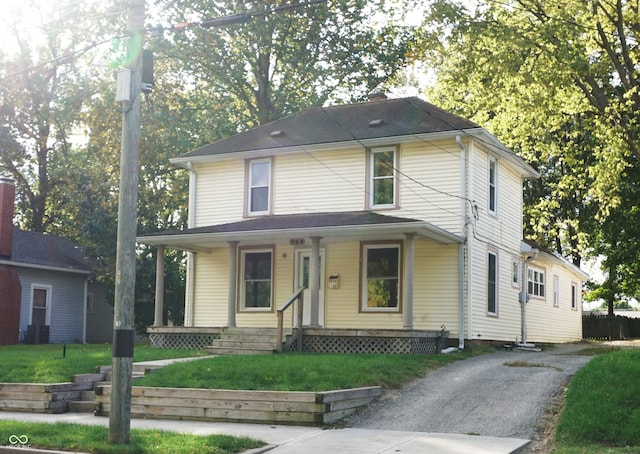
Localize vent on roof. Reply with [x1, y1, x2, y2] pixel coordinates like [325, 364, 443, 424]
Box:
[270, 130, 284, 137]
[369, 119, 384, 127]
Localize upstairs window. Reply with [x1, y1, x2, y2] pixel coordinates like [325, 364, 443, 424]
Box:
[489, 156, 497, 215]
[369, 147, 397, 208]
[247, 159, 271, 215]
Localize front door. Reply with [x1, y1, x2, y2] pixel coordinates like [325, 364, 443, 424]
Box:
[295, 249, 325, 327]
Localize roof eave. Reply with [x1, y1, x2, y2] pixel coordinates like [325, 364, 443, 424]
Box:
[0, 259, 92, 275]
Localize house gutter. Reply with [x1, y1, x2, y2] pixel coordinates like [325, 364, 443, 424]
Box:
[456, 135, 467, 350]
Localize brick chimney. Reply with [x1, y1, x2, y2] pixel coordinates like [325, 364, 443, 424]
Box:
[0, 178, 15, 258]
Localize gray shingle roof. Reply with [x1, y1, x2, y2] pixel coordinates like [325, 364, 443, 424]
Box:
[177, 97, 480, 159]
[8, 228, 92, 273]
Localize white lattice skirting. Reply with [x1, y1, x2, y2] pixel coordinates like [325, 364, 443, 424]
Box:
[295, 335, 447, 354]
[148, 333, 220, 350]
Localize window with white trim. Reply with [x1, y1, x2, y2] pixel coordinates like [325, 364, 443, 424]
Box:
[511, 259, 520, 288]
[369, 147, 397, 208]
[361, 243, 400, 311]
[553, 275, 560, 307]
[240, 249, 273, 310]
[527, 266, 545, 298]
[30, 285, 52, 326]
[247, 159, 271, 215]
[571, 282, 579, 310]
[488, 251, 498, 315]
[489, 156, 497, 215]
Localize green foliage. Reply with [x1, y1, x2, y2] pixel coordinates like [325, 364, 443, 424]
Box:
[135, 351, 473, 391]
[0, 421, 263, 453]
[556, 349, 640, 448]
[0, 344, 207, 383]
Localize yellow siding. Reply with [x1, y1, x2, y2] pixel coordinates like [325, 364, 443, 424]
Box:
[466, 141, 524, 342]
[525, 259, 583, 343]
[274, 149, 365, 214]
[396, 141, 462, 234]
[412, 241, 460, 336]
[192, 248, 229, 326]
[193, 161, 245, 227]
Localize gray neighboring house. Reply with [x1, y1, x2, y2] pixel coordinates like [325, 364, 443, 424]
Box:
[0, 178, 113, 344]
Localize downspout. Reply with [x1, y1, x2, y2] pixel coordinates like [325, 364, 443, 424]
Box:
[184, 161, 197, 327]
[82, 276, 90, 344]
[456, 135, 467, 350]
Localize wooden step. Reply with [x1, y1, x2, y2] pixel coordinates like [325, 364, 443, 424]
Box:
[68, 400, 95, 413]
[205, 346, 276, 355]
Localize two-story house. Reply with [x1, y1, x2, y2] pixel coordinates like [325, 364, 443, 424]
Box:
[141, 95, 587, 352]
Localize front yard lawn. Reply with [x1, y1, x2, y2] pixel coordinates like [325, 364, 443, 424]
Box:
[0, 344, 208, 383]
[0, 420, 263, 454]
[136, 350, 477, 391]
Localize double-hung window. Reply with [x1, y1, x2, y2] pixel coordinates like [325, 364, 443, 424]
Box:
[31, 285, 51, 326]
[487, 251, 498, 315]
[527, 266, 545, 298]
[571, 282, 579, 310]
[247, 159, 271, 215]
[369, 147, 397, 208]
[488, 156, 497, 215]
[361, 243, 401, 311]
[240, 249, 273, 311]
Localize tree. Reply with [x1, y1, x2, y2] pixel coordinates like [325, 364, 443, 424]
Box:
[154, 0, 414, 127]
[421, 0, 640, 313]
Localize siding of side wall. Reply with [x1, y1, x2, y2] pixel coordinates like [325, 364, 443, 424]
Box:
[17, 268, 87, 343]
[525, 259, 583, 343]
[466, 141, 524, 342]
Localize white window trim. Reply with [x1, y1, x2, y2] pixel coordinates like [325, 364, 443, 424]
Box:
[246, 158, 272, 216]
[553, 275, 560, 307]
[361, 242, 401, 312]
[487, 250, 498, 316]
[571, 281, 579, 310]
[29, 284, 52, 326]
[511, 258, 520, 288]
[368, 147, 398, 209]
[239, 248, 274, 312]
[527, 266, 546, 299]
[488, 156, 498, 216]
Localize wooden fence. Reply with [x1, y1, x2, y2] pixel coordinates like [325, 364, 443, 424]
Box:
[582, 314, 640, 340]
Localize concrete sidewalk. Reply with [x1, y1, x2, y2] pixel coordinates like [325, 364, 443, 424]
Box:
[0, 411, 529, 453]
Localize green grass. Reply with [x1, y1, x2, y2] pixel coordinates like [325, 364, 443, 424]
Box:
[0, 344, 208, 383]
[136, 350, 479, 391]
[555, 349, 640, 452]
[0, 421, 264, 453]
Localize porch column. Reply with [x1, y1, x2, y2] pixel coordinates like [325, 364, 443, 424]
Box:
[403, 233, 415, 329]
[309, 236, 322, 327]
[153, 245, 165, 327]
[227, 241, 239, 327]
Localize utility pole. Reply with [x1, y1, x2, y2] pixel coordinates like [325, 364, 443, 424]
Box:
[109, 0, 144, 445]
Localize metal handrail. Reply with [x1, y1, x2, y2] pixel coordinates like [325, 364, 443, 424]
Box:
[276, 287, 305, 352]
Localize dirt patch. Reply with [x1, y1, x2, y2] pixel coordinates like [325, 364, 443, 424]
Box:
[520, 386, 566, 453]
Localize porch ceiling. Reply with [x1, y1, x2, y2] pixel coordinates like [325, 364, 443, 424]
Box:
[138, 211, 463, 252]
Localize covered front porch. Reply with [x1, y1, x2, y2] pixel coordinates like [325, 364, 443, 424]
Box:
[139, 211, 462, 354]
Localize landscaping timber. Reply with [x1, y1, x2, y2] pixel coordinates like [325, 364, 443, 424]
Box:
[95, 384, 382, 425]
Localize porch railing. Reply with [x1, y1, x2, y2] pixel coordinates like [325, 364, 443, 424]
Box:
[276, 287, 305, 353]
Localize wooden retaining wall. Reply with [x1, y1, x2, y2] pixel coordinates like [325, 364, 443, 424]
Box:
[95, 385, 382, 425]
[0, 379, 96, 414]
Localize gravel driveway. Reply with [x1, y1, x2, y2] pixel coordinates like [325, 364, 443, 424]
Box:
[344, 344, 593, 440]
